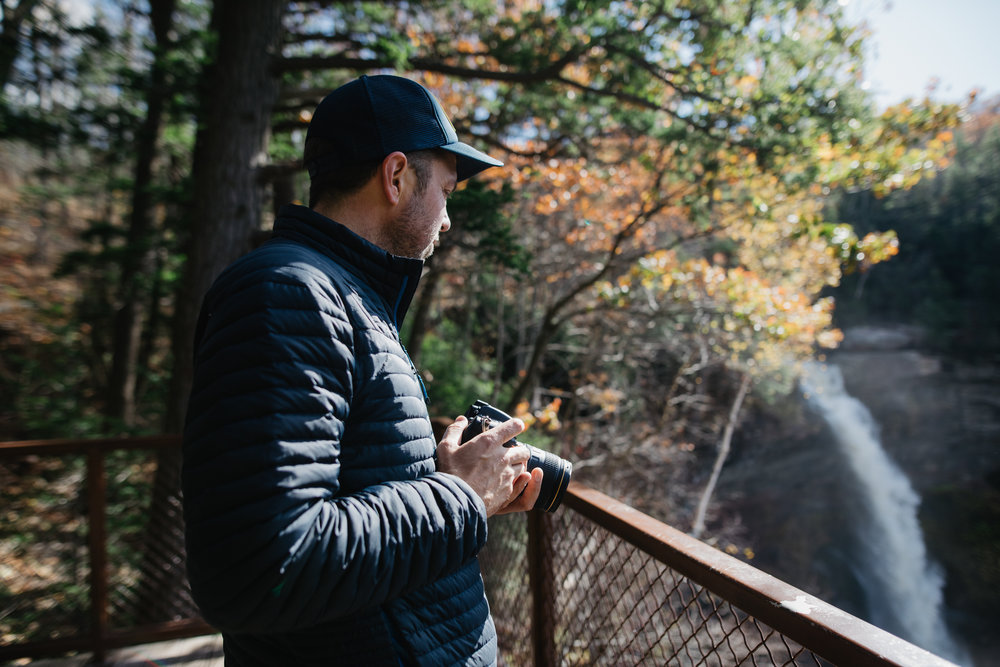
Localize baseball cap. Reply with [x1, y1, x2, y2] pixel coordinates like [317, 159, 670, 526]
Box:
[305, 74, 503, 182]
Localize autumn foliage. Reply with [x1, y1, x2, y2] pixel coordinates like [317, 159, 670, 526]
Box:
[0, 0, 966, 488]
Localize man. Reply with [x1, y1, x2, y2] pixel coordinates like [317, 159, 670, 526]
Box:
[181, 74, 543, 666]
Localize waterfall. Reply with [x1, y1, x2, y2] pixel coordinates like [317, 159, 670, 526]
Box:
[800, 361, 970, 666]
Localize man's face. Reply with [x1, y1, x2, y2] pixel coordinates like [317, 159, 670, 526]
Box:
[386, 152, 457, 260]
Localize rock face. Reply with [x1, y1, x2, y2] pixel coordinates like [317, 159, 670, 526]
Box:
[833, 326, 1000, 493]
[718, 326, 1000, 667]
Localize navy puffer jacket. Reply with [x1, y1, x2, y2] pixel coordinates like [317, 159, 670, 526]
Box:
[182, 204, 495, 666]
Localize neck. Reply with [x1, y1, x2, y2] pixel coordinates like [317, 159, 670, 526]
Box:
[314, 189, 387, 251]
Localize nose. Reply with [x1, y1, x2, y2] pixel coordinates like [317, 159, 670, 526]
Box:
[440, 209, 451, 233]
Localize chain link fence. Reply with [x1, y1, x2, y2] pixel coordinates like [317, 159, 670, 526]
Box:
[481, 507, 826, 666]
[0, 439, 206, 663]
[482, 485, 957, 667]
[3, 438, 958, 666]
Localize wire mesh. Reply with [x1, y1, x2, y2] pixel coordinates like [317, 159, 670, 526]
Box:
[6, 439, 914, 666]
[483, 509, 830, 666]
[105, 448, 198, 628]
[480, 511, 533, 666]
[0, 447, 198, 649]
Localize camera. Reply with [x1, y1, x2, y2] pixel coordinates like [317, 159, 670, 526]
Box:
[461, 400, 572, 512]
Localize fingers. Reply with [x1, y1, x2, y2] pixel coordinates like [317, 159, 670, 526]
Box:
[440, 415, 468, 447]
[440, 414, 524, 448]
[484, 416, 525, 446]
[496, 468, 544, 515]
[474, 418, 530, 466]
[436, 412, 537, 516]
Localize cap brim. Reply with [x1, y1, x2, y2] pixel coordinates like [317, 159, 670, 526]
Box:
[441, 141, 504, 181]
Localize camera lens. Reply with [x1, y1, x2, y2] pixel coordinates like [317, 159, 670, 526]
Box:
[525, 445, 572, 512]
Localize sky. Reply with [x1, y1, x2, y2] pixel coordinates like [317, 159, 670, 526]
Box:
[845, 0, 1000, 109]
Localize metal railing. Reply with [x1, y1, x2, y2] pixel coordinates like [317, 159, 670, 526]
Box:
[0, 436, 212, 663]
[481, 486, 957, 666]
[0, 437, 957, 666]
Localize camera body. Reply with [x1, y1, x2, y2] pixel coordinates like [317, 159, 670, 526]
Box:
[462, 400, 572, 512]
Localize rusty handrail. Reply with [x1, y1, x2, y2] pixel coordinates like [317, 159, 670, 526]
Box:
[2, 436, 960, 665]
[561, 482, 957, 667]
[0, 434, 181, 456]
[0, 435, 212, 664]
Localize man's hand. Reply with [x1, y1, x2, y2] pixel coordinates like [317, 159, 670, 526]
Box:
[436, 416, 544, 517]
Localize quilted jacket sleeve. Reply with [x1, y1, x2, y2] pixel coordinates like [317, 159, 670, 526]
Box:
[181, 254, 488, 633]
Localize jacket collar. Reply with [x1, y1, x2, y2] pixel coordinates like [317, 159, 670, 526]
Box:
[271, 204, 424, 327]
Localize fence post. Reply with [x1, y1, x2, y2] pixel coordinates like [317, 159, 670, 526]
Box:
[528, 510, 556, 667]
[86, 448, 109, 663]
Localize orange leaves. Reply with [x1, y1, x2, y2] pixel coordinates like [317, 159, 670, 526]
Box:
[455, 39, 478, 55]
[422, 71, 445, 88]
[405, 24, 424, 48]
[735, 74, 758, 96]
[510, 151, 655, 252]
[513, 397, 563, 432]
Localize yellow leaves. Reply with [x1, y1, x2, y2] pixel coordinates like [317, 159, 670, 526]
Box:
[405, 24, 422, 47]
[816, 134, 837, 162]
[498, 108, 857, 384]
[624, 248, 838, 374]
[855, 230, 899, 265]
[563, 62, 593, 87]
[533, 193, 560, 215]
[816, 326, 844, 349]
[422, 71, 444, 88]
[512, 149, 673, 255]
[735, 75, 758, 95]
[725, 544, 755, 560]
[830, 228, 899, 274]
[514, 397, 563, 432]
[537, 398, 562, 431]
[576, 384, 624, 417]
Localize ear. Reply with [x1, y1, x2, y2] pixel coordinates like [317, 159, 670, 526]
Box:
[379, 152, 409, 206]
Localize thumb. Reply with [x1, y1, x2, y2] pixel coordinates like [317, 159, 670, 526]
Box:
[440, 415, 468, 447]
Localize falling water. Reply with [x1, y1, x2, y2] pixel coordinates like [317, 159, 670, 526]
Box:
[800, 361, 970, 666]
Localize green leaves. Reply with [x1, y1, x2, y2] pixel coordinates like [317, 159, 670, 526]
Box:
[448, 179, 530, 274]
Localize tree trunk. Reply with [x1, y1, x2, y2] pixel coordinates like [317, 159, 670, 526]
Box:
[166, 0, 285, 432]
[135, 0, 284, 626]
[690, 371, 751, 539]
[107, 0, 176, 427]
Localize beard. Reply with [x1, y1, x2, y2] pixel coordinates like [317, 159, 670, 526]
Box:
[381, 192, 438, 260]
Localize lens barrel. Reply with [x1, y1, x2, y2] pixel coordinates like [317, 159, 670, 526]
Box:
[523, 445, 572, 512]
[461, 400, 573, 512]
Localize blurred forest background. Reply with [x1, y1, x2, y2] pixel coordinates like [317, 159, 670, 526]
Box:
[1, 0, 998, 662]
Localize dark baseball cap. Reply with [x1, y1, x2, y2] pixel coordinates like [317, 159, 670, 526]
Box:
[305, 74, 503, 182]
